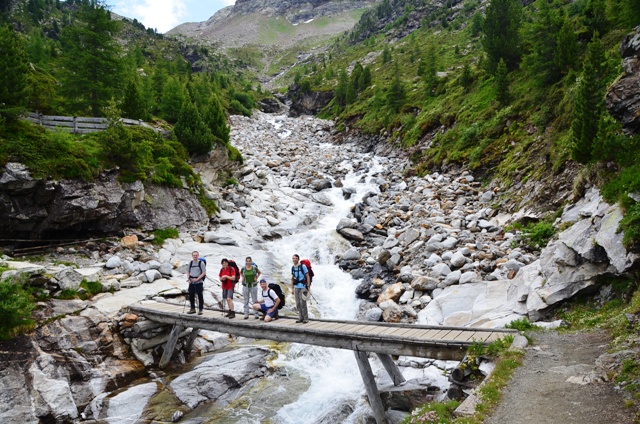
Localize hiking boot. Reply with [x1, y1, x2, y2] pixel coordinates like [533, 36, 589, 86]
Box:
[198, 310, 203, 315]
[295, 320, 302, 323]
[187, 308, 196, 314]
[228, 311, 235, 319]
[303, 320, 309, 323]
[244, 315, 249, 320]
[254, 315, 260, 320]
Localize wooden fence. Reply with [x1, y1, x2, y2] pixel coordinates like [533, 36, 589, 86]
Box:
[23, 112, 157, 134]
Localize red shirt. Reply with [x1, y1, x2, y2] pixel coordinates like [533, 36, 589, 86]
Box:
[219, 266, 236, 290]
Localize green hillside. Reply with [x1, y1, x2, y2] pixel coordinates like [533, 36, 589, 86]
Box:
[284, 0, 640, 246]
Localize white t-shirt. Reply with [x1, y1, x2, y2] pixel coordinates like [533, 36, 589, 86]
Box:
[261, 289, 277, 308]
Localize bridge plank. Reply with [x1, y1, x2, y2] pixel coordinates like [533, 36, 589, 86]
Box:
[443, 330, 464, 341]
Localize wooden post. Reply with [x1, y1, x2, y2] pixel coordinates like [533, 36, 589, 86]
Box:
[159, 324, 183, 369]
[184, 328, 200, 354]
[73, 116, 78, 133]
[354, 350, 389, 424]
[376, 353, 406, 386]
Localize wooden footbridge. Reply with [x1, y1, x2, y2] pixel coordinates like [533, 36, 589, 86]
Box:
[129, 300, 517, 424]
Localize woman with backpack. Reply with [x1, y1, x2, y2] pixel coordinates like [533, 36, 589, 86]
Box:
[219, 258, 237, 319]
[239, 256, 262, 320]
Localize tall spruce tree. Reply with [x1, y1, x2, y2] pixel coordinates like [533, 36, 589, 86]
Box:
[482, 0, 523, 73]
[121, 79, 145, 120]
[174, 98, 214, 155]
[202, 95, 229, 145]
[386, 63, 406, 113]
[495, 59, 510, 106]
[0, 25, 29, 119]
[59, 1, 123, 116]
[570, 33, 607, 164]
[423, 44, 438, 95]
[554, 17, 580, 75]
[160, 77, 185, 123]
[522, 0, 562, 86]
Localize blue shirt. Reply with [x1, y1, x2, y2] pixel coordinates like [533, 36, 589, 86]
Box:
[292, 264, 308, 289]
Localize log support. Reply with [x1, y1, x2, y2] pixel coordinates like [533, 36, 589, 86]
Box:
[354, 350, 389, 424]
[376, 353, 406, 386]
[184, 328, 200, 354]
[159, 324, 184, 369]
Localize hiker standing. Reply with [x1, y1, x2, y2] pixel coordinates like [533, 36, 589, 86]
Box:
[291, 254, 310, 323]
[186, 251, 206, 315]
[239, 256, 262, 320]
[219, 258, 237, 319]
[252, 279, 280, 322]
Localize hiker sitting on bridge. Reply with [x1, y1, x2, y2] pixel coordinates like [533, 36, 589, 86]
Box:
[219, 258, 237, 319]
[252, 279, 280, 322]
[291, 254, 310, 323]
[186, 251, 206, 315]
[240, 256, 261, 320]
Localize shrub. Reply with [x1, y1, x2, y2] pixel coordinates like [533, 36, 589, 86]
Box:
[523, 221, 556, 249]
[505, 317, 542, 331]
[80, 280, 103, 297]
[152, 228, 179, 245]
[0, 281, 35, 339]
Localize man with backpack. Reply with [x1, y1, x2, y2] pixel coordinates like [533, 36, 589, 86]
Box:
[219, 258, 237, 319]
[291, 254, 310, 323]
[252, 279, 280, 322]
[186, 251, 206, 315]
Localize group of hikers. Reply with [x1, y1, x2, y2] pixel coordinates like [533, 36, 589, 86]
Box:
[186, 251, 312, 324]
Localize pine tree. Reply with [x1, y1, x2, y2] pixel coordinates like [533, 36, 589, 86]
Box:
[174, 98, 214, 156]
[202, 95, 229, 145]
[58, 1, 123, 116]
[334, 69, 348, 106]
[121, 79, 145, 120]
[386, 63, 406, 113]
[570, 33, 607, 164]
[627, 0, 640, 28]
[0, 25, 29, 119]
[359, 66, 372, 91]
[423, 44, 438, 95]
[554, 17, 579, 75]
[482, 0, 523, 73]
[495, 58, 510, 106]
[460, 63, 473, 90]
[521, 0, 562, 86]
[160, 77, 185, 124]
[583, 0, 608, 38]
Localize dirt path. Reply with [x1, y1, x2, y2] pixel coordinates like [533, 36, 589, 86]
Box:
[485, 330, 636, 424]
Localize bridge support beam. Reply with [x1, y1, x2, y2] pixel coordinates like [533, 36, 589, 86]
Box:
[159, 324, 184, 369]
[185, 328, 200, 354]
[376, 353, 406, 386]
[354, 350, 389, 424]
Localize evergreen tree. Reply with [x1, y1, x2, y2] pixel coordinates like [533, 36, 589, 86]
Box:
[460, 63, 473, 90]
[470, 12, 483, 37]
[583, 0, 608, 38]
[0, 25, 29, 119]
[570, 33, 607, 164]
[495, 58, 510, 106]
[359, 66, 372, 91]
[386, 63, 406, 113]
[554, 17, 579, 75]
[121, 79, 145, 120]
[522, 0, 562, 86]
[151, 64, 168, 107]
[382, 46, 392, 64]
[346, 81, 357, 105]
[627, 0, 640, 28]
[482, 0, 523, 73]
[202, 95, 229, 145]
[174, 98, 214, 156]
[160, 77, 185, 123]
[334, 68, 348, 106]
[59, 1, 123, 116]
[423, 44, 438, 95]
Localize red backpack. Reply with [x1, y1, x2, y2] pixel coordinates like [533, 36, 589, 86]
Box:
[228, 259, 241, 283]
[300, 259, 314, 283]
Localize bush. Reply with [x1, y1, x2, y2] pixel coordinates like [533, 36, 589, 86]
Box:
[152, 228, 179, 245]
[523, 221, 556, 249]
[80, 280, 103, 297]
[0, 281, 35, 340]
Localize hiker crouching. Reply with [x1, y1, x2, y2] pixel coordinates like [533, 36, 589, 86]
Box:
[252, 279, 280, 322]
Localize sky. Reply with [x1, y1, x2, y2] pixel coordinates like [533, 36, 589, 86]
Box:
[110, 0, 236, 33]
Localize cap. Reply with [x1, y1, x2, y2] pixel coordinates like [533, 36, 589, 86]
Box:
[259, 278, 267, 283]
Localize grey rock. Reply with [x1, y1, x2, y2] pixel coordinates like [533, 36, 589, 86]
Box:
[54, 268, 84, 291]
[365, 308, 383, 322]
[342, 248, 361, 261]
[337, 228, 364, 242]
[105, 256, 122, 269]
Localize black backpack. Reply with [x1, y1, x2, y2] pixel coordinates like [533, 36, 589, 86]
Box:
[266, 283, 286, 310]
[228, 259, 241, 283]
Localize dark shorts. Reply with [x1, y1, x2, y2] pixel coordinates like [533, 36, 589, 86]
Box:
[222, 288, 234, 299]
[259, 304, 278, 317]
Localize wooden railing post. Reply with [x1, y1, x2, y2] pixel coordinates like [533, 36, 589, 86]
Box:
[376, 353, 406, 386]
[354, 350, 389, 424]
[73, 116, 78, 133]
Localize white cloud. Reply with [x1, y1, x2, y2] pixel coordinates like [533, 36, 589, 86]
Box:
[114, 0, 187, 33]
[221, 0, 236, 5]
